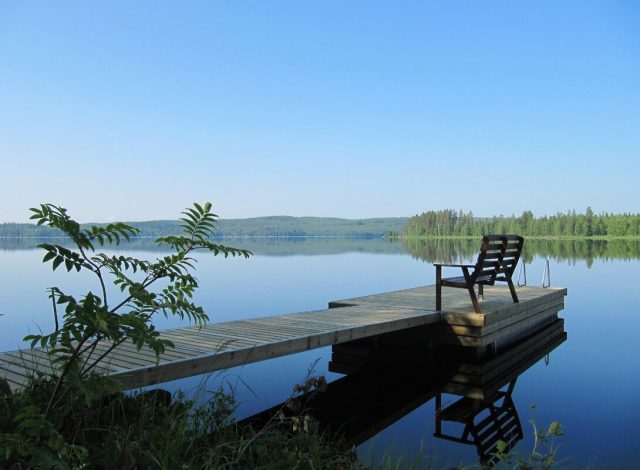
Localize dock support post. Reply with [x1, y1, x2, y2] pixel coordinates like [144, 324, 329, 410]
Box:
[435, 393, 442, 436]
[435, 265, 442, 310]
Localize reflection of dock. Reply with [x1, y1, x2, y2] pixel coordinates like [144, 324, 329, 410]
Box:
[434, 319, 566, 464]
[440, 318, 566, 400]
[0, 284, 565, 391]
[242, 319, 567, 466]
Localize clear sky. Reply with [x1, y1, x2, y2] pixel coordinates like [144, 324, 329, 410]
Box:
[1, 1, 638, 222]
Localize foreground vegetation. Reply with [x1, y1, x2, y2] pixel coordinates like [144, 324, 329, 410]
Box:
[1, 374, 357, 469]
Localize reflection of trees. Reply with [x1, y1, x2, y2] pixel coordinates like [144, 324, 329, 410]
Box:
[0, 236, 406, 256]
[4, 237, 640, 264]
[402, 238, 478, 264]
[523, 239, 640, 267]
[402, 238, 640, 266]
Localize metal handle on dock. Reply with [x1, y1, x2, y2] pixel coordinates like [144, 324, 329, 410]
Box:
[542, 259, 551, 288]
[517, 260, 527, 287]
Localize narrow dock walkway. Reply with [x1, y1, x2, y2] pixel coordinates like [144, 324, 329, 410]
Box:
[0, 284, 566, 391]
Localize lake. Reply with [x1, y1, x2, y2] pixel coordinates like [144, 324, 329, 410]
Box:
[1, 237, 639, 468]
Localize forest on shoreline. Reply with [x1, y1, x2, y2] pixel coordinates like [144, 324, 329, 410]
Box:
[402, 208, 640, 239]
[2, 208, 639, 240]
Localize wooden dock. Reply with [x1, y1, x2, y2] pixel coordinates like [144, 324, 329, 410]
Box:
[0, 284, 566, 392]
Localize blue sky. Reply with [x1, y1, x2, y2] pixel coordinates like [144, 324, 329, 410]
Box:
[1, 1, 638, 222]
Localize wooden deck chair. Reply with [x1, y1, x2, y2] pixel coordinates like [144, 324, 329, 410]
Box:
[434, 235, 524, 313]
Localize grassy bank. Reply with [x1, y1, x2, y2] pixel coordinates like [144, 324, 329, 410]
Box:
[0, 373, 359, 469]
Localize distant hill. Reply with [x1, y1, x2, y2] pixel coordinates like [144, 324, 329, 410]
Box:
[216, 216, 407, 237]
[0, 216, 408, 238]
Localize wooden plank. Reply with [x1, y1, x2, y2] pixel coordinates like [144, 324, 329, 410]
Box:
[102, 339, 200, 361]
[0, 365, 29, 389]
[161, 330, 233, 348]
[436, 297, 565, 337]
[434, 304, 562, 347]
[166, 329, 261, 349]
[198, 324, 275, 342]
[443, 289, 565, 327]
[209, 321, 299, 338]
[86, 342, 158, 370]
[243, 317, 337, 333]
[24, 347, 116, 375]
[237, 320, 326, 337]
[0, 359, 33, 379]
[0, 351, 58, 376]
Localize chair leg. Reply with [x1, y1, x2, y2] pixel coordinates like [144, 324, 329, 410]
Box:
[508, 280, 519, 303]
[435, 393, 442, 436]
[436, 265, 442, 310]
[467, 284, 482, 313]
[478, 283, 484, 299]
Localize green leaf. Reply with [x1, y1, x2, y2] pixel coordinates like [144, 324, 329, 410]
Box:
[52, 256, 64, 271]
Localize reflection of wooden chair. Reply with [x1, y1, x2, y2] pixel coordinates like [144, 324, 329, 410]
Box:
[434, 235, 524, 313]
[434, 381, 523, 464]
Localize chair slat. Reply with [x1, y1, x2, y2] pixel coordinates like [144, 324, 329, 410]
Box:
[486, 243, 504, 251]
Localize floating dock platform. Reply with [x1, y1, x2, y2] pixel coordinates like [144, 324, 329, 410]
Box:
[0, 284, 566, 392]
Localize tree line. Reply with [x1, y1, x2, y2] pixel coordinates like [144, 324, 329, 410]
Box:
[403, 208, 640, 238]
[0, 216, 408, 239]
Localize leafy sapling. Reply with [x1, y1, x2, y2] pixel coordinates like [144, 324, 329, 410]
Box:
[25, 202, 251, 418]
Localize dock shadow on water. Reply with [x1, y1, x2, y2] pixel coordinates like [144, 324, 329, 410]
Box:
[242, 319, 567, 468]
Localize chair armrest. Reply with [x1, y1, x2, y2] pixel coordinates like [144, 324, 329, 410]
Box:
[433, 263, 475, 268]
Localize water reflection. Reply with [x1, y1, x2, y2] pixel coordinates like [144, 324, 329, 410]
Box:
[402, 237, 640, 266]
[243, 319, 566, 466]
[435, 381, 522, 465]
[0, 236, 404, 256]
[433, 319, 566, 464]
[3, 237, 640, 265]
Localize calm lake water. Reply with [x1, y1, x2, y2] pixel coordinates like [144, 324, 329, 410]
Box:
[1, 237, 639, 468]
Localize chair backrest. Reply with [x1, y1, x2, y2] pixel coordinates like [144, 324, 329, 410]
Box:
[472, 235, 524, 284]
[496, 235, 524, 281]
[471, 235, 507, 284]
